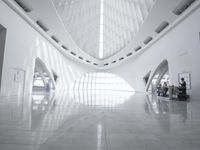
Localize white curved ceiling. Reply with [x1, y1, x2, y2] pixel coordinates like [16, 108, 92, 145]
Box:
[4, 0, 199, 69]
[52, 0, 156, 59]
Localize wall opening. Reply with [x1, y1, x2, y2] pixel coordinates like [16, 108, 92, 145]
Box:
[14, 0, 33, 13]
[32, 58, 56, 93]
[0, 24, 7, 92]
[146, 60, 169, 94]
[72, 72, 135, 107]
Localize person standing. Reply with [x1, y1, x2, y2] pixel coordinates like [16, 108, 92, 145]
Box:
[178, 78, 187, 98]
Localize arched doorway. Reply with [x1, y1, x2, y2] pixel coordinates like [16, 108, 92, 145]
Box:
[32, 58, 56, 93]
[146, 60, 169, 94]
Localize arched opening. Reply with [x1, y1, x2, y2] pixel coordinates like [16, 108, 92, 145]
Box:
[32, 58, 56, 93]
[146, 60, 169, 95]
[72, 72, 135, 107]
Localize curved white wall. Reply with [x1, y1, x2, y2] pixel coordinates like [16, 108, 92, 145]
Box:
[107, 6, 200, 99]
[0, 1, 94, 96]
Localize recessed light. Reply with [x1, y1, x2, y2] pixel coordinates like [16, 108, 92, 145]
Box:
[135, 46, 142, 52]
[70, 52, 76, 56]
[62, 45, 68, 50]
[143, 36, 153, 45]
[126, 52, 133, 57]
[119, 57, 124, 60]
[78, 56, 83, 60]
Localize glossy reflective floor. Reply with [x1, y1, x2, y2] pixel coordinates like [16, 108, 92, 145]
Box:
[0, 91, 200, 150]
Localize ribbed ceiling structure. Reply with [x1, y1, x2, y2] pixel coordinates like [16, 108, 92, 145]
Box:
[52, 0, 156, 59]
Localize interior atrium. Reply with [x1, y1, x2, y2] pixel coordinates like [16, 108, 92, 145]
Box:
[0, 0, 200, 150]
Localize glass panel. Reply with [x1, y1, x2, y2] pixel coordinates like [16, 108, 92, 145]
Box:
[72, 72, 135, 107]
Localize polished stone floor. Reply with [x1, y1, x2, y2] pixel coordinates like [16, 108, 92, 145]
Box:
[0, 90, 200, 150]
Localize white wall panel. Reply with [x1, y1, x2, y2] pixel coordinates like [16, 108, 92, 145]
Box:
[0, 1, 93, 96]
[107, 7, 200, 99]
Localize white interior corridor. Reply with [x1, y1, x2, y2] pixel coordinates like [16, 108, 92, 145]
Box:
[1, 0, 200, 149]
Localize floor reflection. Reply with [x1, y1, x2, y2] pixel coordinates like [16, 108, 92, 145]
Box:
[32, 92, 55, 111]
[0, 91, 199, 150]
[72, 89, 135, 108]
[31, 92, 55, 130]
[145, 94, 191, 133]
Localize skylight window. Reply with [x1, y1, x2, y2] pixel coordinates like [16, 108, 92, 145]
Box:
[53, 0, 156, 59]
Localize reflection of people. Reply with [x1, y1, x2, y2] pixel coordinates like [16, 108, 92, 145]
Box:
[162, 82, 168, 97]
[180, 102, 187, 123]
[178, 78, 187, 98]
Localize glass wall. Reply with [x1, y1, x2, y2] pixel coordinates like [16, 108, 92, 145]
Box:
[73, 72, 134, 91]
[72, 72, 135, 107]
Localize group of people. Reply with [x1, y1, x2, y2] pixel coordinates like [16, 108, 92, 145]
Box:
[156, 78, 187, 99]
[157, 82, 169, 97]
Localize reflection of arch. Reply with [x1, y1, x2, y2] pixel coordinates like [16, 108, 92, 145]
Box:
[33, 58, 56, 91]
[146, 60, 169, 92]
[31, 92, 56, 129]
